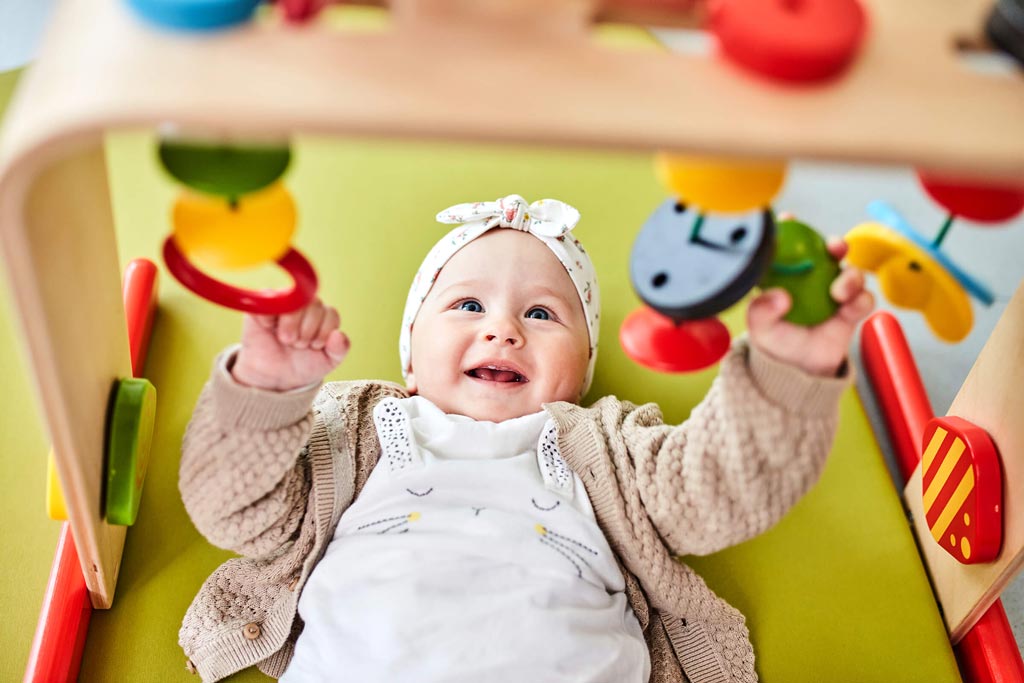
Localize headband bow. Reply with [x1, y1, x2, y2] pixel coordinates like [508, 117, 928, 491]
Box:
[436, 195, 581, 238]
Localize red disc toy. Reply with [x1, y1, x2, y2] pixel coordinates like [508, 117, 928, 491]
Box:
[710, 0, 867, 82]
[163, 237, 318, 315]
[620, 306, 731, 373]
[917, 172, 1024, 223]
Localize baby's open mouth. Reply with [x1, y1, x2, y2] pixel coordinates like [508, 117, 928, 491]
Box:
[466, 366, 529, 383]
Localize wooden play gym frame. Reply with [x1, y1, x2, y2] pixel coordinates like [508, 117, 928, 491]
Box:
[0, 0, 1022, 679]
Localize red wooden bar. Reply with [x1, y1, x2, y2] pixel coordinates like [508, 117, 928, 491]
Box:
[860, 311, 1024, 683]
[860, 311, 932, 482]
[123, 259, 159, 378]
[23, 524, 91, 683]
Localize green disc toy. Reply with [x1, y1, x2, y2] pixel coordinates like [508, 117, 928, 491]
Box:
[158, 140, 292, 200]
[760, 217, 841, 326]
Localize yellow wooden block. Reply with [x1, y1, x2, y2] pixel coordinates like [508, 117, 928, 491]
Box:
[46, 448, 68, 521]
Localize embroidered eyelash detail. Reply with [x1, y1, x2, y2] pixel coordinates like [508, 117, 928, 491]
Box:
[535, 524, 598, 579]
[531, 498, 560, 512]
[357, 512, 421, 534]
[406, 487, 434, 497]
[544, 528, 598, 556]
[357, 515, 405, 531]
[539, 538, 585, 578]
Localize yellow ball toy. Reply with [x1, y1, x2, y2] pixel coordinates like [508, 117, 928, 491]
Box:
[172, 182, 296, 270]
[655, 153, 787, 213]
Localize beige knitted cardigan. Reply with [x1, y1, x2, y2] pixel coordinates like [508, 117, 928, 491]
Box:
[178, 340, 848, 682]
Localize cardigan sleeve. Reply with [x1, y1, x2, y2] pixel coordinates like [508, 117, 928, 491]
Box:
[620, 338, 850, 557]
[178, 346, 324, 559]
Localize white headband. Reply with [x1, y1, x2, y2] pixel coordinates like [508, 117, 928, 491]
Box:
[399, 195, 601, 394]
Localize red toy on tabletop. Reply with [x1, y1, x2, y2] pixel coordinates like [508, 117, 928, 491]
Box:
[710, 0, 867, 82]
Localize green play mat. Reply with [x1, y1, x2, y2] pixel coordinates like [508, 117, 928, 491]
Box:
[0, 23, 959, 683]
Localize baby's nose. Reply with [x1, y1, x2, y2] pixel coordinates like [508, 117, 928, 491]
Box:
[484, 327, 523, 347]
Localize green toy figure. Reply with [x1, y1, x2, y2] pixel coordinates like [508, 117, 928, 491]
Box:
[760, 216, 841, 326]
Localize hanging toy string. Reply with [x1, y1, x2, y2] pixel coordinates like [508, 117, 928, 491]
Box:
[932, 214, 956, 248]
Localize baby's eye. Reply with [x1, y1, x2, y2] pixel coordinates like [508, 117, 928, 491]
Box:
[458, 300, 483, 313]
[526, 307, 551, 320]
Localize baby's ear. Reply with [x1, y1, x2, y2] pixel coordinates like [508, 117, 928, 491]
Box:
[405, 370, 417, 395]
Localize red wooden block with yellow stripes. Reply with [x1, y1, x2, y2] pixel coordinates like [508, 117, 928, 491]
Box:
[921, 416, 1003, 564]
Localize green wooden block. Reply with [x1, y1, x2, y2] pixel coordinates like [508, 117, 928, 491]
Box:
[105, 378, 157, 526]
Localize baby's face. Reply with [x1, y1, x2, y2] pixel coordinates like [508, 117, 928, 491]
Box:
[407, 230, 591, 423]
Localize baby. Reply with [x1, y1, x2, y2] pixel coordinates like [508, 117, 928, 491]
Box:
[178, 195, 873, 682]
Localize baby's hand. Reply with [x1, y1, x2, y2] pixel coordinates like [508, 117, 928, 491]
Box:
[231, 299, 350, 391]
[747, 239, 874, 377]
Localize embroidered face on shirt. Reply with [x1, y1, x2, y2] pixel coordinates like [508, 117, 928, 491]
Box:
[405, 230, 591, 423]
[339, 397, 613, 586]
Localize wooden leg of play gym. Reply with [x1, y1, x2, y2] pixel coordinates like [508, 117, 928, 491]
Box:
[23, 258, 159, 682]
[0, 147, 133, 608]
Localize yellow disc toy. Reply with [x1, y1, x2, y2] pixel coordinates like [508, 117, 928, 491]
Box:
[172, 182, 296, 270]
[655, 153, 787, 213]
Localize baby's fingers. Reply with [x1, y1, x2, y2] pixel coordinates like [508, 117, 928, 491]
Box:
[825, 237, 849, 261]
[830, 266, 865, 305]
[324, 330, 350, 365]
[276, 307, 304, 344]
[747, 287, 791, 335]
[251, 313, 277, 330]
[312, 307, 340, 350]
[295, 302, 326, 349]
[836, 289, 875, 324]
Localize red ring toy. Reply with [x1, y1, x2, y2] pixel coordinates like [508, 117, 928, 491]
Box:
[163, 236, 318, 315]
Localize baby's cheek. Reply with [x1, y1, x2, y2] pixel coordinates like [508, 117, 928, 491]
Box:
[555, 368, 588, 404]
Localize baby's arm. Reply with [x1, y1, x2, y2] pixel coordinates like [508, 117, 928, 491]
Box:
[627, 239, 873, 556]
[179, 300, 349, 558]
[624, 341, 848, 556]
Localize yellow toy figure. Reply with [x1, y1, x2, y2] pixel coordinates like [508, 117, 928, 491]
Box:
[845, 219, 974, 343]
[846, 172, 1024, 343]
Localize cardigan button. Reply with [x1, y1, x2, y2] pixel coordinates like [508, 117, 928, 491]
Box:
[185, 659, 197, 674]
[288, 576, 300, 591]
[243, 623, 262, 640]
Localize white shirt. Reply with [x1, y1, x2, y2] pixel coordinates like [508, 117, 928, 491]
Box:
[282, 395, 649, 683]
